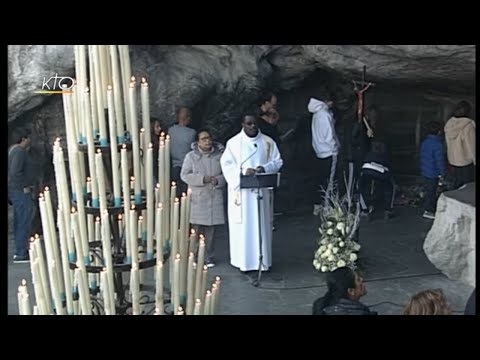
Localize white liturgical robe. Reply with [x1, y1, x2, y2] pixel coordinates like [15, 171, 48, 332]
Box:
[220, 129, 283, 271]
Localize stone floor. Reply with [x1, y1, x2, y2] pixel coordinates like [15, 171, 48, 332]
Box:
[7, 204, 474, 315]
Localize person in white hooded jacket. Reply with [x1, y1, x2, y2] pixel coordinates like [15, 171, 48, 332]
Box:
[444, 100, 475, 189]
[308, 97, 340, 215]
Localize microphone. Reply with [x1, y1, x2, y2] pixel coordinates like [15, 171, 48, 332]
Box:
[240, 144, 258, 175]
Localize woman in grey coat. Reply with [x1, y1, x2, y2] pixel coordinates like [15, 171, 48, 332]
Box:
[181, 129, 226, 267]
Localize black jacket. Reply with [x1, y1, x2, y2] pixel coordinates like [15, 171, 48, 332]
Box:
[313, 297, 377, 315]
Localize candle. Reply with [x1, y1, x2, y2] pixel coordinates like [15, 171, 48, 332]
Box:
[109, 45, 125, 143]
[95, 149, 108, 213]
[188, 228, 197, 254]
[71, 210, 92, 315]
[121, 145, 131, 263]
[204, 290, 212, 316]
[141, 78, 152, 148]
[130, 205, 139, 267]
[118, 214, 123, 241]
[32, 235, 52, 314]
[70, 152, 90, 263]
[39, 192, 65, 314]
[139, 128, 145, 190]
[186, 252, 195, 315]
[146, 143, 154, 260]
[194, 237, 206, 300]
[155, 203, 164, 262]
[173, 253, 181, 314]
[83, 88, 99, 208]
[155, 183, 160, 206]
[186, 188, 192, 238]
[170, 198, 179, 286]
[176, 306, 184, 316]
[77, 45, 87, 144]
[128, 81, 142, 204]
[200, 265, 208, 314]
[155, 261, 164, 315]
[101, 211, 116, 315]
[100, 270, 112, 315]
[118, 45, 131, 134]
[56, 208, 75, 315]
[92, 45, 108, 146]
[210, 283, 218, 315]
[214, 276, 221, 314]
[88, 47, 99, 135]
[165, 135, 171, 201]
[98, 45, 109, 109]
[131, 264, 140, 315]
[193, 298, 202, 315]
[107, 85, 122, 207]
[29, 243, 47, 314]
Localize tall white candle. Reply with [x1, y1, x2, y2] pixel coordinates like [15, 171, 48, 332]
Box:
[130, 264, 140, 315]
[155, 203, 164, 263]
[101, 210, 116, 315]
[92, 45, 108, 146]
[155, 261, 164, 315]
[109, 45, 125, 143]
[129, 206, 139, 267]
[57, 208, 75, 315]
[210, 283, 218, 315]
[33, 234, 52, 314]
[193, 298, 202, 315]
[83, 88, 99, 208]
[88, 47, 99, 135]
[194, 237, 206, 300]
[120, 145, 131, 264]
[173, 253, 181, 314]
[128, 81, 142, 204]
[71, 210, 92, 315]
[140, 78, 152, 148]
[107, 85, 122, 207]
[146, 143, 154, 260]
[204, 290, 212, 316]
[95, 149, 108, 214]
[214, 276, 221, 315]
[186, 252, 195, 315]
[39, 193, 65, 314]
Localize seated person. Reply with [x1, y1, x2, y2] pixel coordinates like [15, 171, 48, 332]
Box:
[312, 267, 377, 315]
[403, 289, 452, 315]
[359, 141, 395, 220]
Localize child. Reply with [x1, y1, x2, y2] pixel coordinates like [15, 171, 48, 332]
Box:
[419, 121, 446, 219]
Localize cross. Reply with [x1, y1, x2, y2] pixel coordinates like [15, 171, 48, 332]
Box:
[352, 65, 376, 123]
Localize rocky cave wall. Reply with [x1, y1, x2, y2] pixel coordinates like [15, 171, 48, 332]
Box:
[8, 45, 475, 210]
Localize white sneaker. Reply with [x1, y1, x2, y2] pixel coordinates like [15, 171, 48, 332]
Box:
[313, 204, 322, 216]
[423, 211, 435, 220]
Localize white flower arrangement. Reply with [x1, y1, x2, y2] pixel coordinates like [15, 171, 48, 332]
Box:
[313, 177, 361, 272]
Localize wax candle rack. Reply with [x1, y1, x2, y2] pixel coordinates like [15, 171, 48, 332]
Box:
[70, 143, 172, 315]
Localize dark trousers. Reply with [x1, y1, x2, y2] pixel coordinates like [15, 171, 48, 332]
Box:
[192, 224, 216, 262]
[423, 177, 439, 213]
[314, 155, 337, 206]
[171, 166, 188, 199]
[452, 164, 474, 189]
[8, 190, 34, 257]
[359, 169, 395, 212]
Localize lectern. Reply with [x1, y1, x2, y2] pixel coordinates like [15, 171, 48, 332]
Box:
[240, 172, 280, 286]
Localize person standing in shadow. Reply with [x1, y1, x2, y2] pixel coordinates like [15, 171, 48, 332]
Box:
[444, 100, 475, 189]
[168, 107, 196, 198]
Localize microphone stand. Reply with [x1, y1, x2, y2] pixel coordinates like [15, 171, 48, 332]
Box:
[252, 184, 264, 287]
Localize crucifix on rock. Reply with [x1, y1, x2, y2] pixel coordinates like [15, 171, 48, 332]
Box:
[352, 65, 376, 137]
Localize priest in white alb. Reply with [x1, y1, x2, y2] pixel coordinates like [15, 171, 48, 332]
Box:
[220, 114, 283, 272]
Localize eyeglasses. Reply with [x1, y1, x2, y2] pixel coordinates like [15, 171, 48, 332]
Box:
[199, 137, 211, 142]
